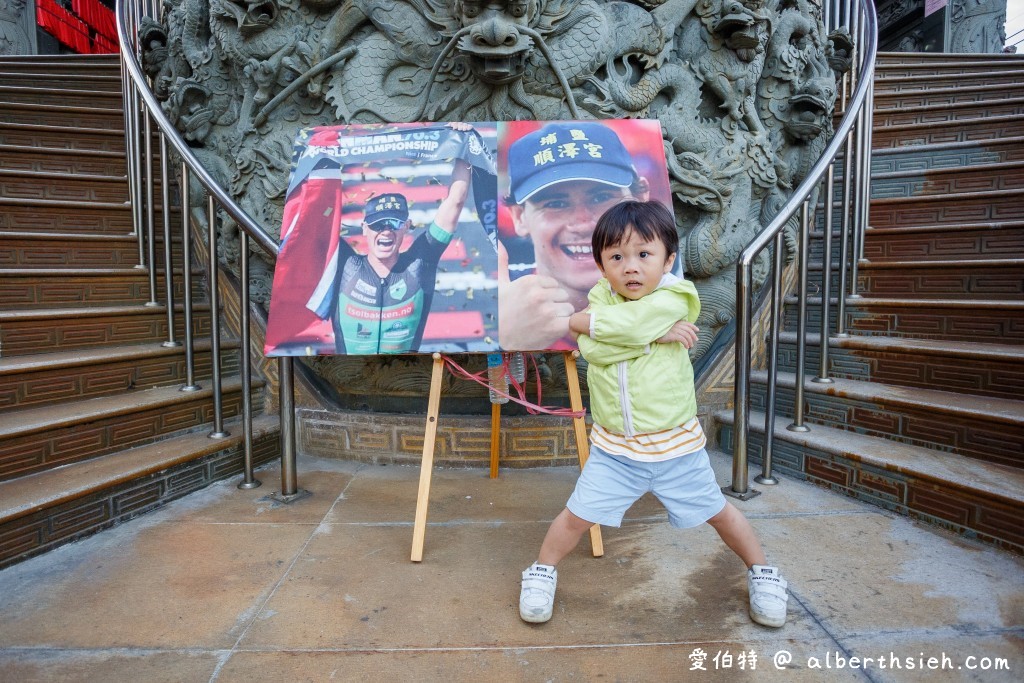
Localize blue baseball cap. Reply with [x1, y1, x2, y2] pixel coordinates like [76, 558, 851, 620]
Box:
[508, 122, 638, 204]
[364, 193, 409, 226]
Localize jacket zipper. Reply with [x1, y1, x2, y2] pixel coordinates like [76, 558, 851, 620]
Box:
[617, 360, 634, 438]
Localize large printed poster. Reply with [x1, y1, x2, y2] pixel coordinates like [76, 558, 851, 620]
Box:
[265, 120, 670, 356]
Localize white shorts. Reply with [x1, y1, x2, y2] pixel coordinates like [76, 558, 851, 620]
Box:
[567, 445, 727, 529]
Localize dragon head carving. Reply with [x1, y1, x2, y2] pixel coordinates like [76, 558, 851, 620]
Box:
[452, 0, 538, 84]
[784, 76, 834, 141]
[211, 0, 280, 38]
[168, 81, 217, 143]
[826, 27, 854, 74]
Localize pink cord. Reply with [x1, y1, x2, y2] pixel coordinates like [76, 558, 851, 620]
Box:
[441, 354, 586, 418]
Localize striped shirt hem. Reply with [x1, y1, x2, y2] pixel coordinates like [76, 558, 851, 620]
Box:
[591, 417, 707, 462]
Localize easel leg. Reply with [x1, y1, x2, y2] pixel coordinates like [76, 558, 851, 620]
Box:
[489, 402, 501, 479]
[411, 353, 445, 562]
[564, 351, 604, 557]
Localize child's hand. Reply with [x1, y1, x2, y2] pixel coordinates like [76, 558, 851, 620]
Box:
[657, 321, 699, 349]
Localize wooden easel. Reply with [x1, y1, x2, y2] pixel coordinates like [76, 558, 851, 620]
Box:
[410, 351, 604, 562]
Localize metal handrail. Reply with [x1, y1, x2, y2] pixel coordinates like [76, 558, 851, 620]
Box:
[115, 0, 298, 496]
[730, 0, 879, 495]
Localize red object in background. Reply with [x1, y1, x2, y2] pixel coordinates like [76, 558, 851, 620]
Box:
[92, 33, 117, 54]
[72, 0, 117, 42]
[36, 0, 93, 54]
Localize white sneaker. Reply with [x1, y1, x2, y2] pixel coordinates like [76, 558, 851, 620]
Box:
[519, 562, 557, 623]
[748, 565, 788, 627]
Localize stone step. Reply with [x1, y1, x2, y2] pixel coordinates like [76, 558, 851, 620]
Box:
[867, 136, 1024, 175]
[798, 258, 1024, 303]
[0, 71, 122, 92]
[0, 339, 238, 411]
[0, 268, 206, 309]
[0, 413, 280, 570]
[830, 138, 1024, 188]
[867, 159, 1024, 200]
[0, 143, 128, 175]
[785, 296, 1024, 344]
[0, 197, 134, 233]
[0, 121, 127, 152]
[871, 114, 1024, 149]
[0, 377, 260, 482]
[0, 231, 183, 268]
[0, 55, 119, 71]
[861, 222, 1024, 262]
[0, 101, 124, 129]
[871, 97, 1024, 128]
[714, 410, 1024, 554]
[876, 52, 1024, 70]
[853, 258, 1024, 300]
[775, 332, 1023, 401]
[869, 188, 1023, 229]
[873, 70, 1024, 93]
[747, 371, 1024, 470]
[0, 84, 123, 109]
[873, 82, 1024, 110]
[0, 167, 131, 203]
[0, 304, 213, 356]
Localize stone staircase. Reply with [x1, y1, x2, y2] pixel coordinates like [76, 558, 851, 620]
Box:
[716, 52, 1024, 554]
[0, 54, 280, 570]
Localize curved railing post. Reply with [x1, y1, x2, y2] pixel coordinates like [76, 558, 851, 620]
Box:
[118, 0, 302, 499]
[727, 0, 877, 497]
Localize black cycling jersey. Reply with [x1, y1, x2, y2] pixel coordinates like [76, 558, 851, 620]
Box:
[316, 223, 451, 354]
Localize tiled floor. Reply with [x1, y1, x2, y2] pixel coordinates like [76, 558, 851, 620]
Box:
[0, 451, 1021, 682]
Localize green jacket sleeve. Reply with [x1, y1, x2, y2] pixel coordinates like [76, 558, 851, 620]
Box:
[589, 279, 701, 346]
[576, 333, 650, 365]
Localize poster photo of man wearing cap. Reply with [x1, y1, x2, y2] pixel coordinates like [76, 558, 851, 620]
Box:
[308, 178, 470, 355]
[497, 120, 673, 351]
[265, 122, 500, 356]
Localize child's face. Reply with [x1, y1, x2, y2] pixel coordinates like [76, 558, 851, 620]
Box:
[596, 227, 676, 301]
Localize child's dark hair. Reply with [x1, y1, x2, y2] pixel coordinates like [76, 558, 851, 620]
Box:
[592, 201, 678, 267]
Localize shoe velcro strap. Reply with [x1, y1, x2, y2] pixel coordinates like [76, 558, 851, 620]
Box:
[522, 576, 555, 591]
[750, 578, 788, 599]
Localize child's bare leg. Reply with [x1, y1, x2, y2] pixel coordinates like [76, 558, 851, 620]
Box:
[537, 508, 595, 566]
[706, 502, 767, 568]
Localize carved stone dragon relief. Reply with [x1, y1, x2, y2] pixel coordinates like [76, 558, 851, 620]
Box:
[144, 0, 850, 408]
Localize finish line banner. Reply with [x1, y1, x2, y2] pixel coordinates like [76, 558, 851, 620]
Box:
[265, 120, 670, 356]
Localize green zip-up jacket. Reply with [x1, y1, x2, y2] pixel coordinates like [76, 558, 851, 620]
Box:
[577, 273, 701, 438]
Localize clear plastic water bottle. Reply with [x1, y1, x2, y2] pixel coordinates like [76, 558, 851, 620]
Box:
[508, 351, 526, 384]
[486, 353, 509, 404]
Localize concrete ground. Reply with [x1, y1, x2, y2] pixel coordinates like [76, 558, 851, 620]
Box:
[0, 450, 1021, 682]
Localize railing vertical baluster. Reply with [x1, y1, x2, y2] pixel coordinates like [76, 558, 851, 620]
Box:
[120, 65, 139, 242]
[160, 134, 180, 347]
[143, 110, 158, 306]
[207, 195, 229, 438]
[859, 79, 875, 258]
[278, 358, 299, 498]
[787, 201, 811, 433]
[131, 91, 145, 263]
[756, 231, 785, 486]
[180, 164, 200, 392]
[815, 163, 837, 383]
[730, 260, 753, 497]
[849, 104, 867, 299]
[238, 232, 261, 489]
[836, 125, 856, 335]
